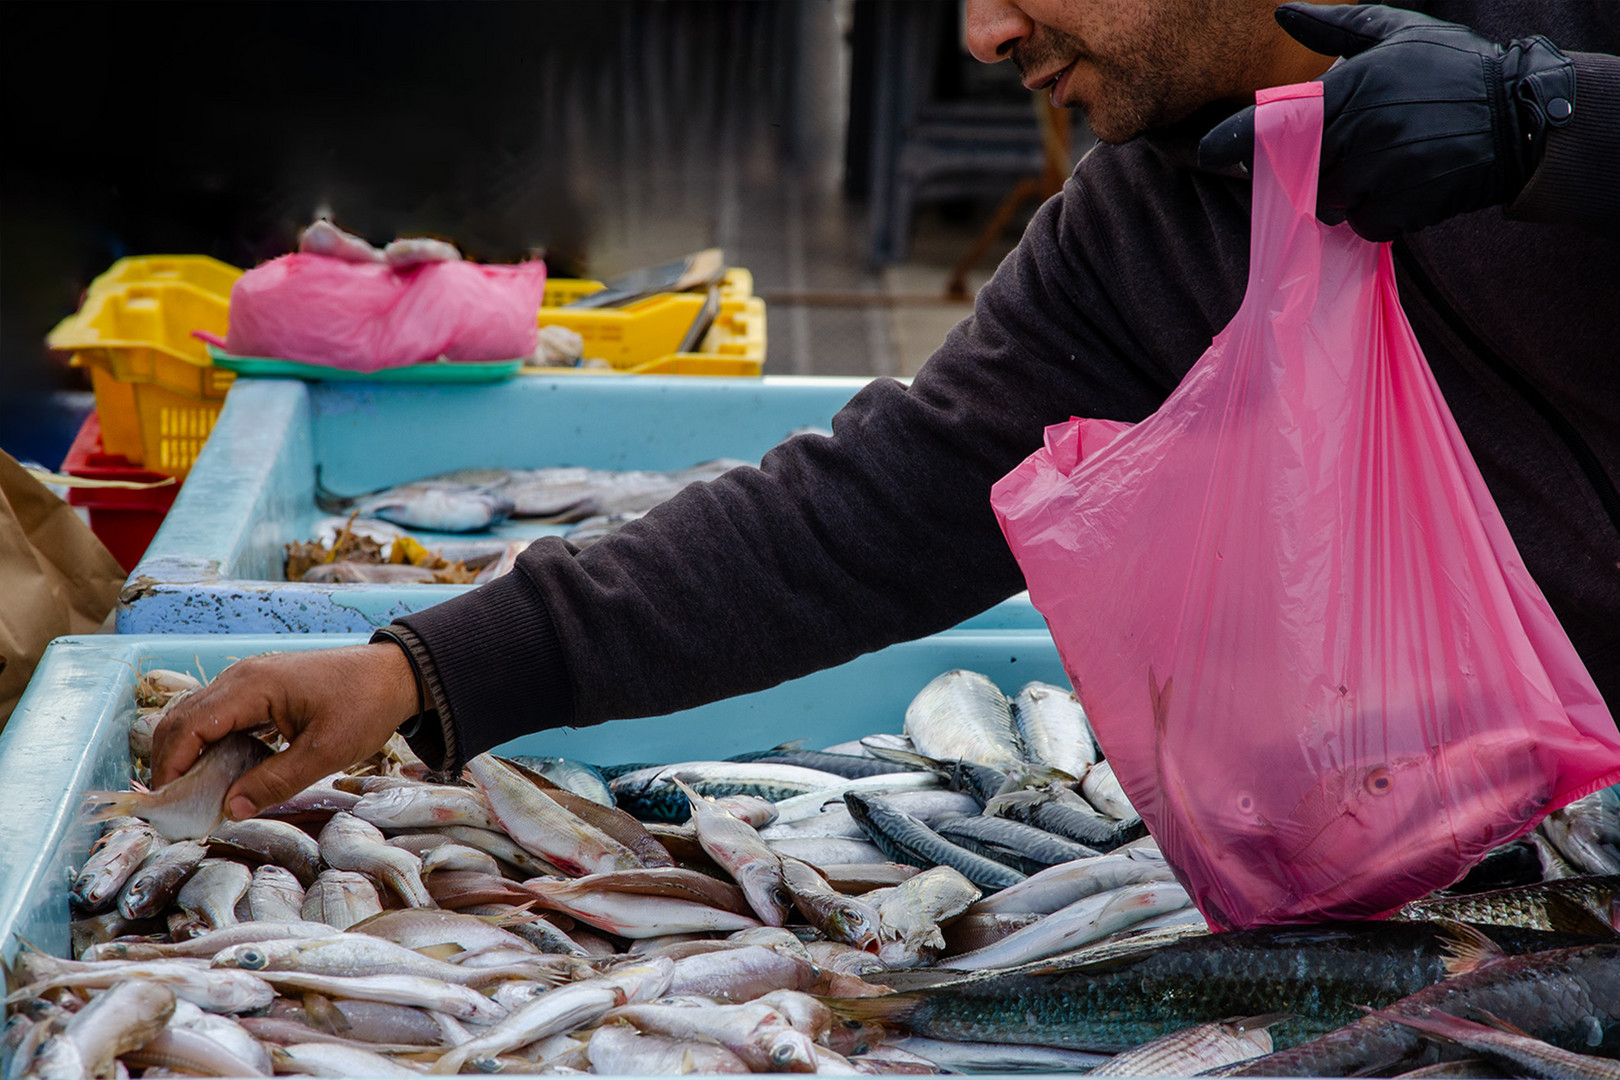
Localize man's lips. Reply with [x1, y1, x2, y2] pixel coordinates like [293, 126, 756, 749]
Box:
[1024, 60, 1079, 105]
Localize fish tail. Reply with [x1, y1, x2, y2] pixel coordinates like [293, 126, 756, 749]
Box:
[861, 745, 945, 774]
[81, 790, 144, 823]
[818, 991, 923, 1028]
[313, 465, 359, 513]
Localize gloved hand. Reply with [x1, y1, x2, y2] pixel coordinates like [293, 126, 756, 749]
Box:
[1199, 3, 1576, 240]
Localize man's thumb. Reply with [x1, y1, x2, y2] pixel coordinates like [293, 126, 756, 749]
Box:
[1275, 3, 1439, 59]
[225, 748, 320, 821]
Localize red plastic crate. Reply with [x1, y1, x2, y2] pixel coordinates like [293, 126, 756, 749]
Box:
[60, 411, 180, 573]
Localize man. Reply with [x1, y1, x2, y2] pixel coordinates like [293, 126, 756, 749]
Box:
[155, 1, 1618, 824]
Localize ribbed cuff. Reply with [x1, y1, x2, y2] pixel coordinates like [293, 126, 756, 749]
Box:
[370, 624, 452, 771]
[392, 556, 575, 771]
[1509, 52, 1620, 234]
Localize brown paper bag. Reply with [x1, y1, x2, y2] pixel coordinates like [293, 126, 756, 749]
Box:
[0, 450, 126, 727]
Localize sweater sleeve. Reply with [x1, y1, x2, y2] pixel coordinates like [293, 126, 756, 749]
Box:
[389, 157, 1243, 770]
[1508, 51, 1620, 233]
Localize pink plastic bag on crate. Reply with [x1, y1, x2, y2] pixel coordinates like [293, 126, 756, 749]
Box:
[989, 83, 1620, 930]
[222, 253, 547, 372]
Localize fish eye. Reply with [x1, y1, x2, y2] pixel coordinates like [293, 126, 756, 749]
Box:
[1235, 791, 1257, 815]
[238, 948, 267, 970]
[1364, 767, 1394, 796]
[770, 1044, 796, 1065]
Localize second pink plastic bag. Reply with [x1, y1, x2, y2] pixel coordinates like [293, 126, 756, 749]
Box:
[990, 84, 1620, 929]
[224, 254, 547, 372]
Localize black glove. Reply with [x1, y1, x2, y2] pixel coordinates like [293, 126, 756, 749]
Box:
[1198, 3, 1576, 240]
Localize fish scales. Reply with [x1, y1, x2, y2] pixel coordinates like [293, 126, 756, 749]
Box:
[826, 923, 1596, 1054]
[727, 748, 920, 780]
[932, 815, 1101, 871]
[844, 793, 1026, 892]
[1399, 874, 1619, 935]
[1226, 943, 1620, 1076]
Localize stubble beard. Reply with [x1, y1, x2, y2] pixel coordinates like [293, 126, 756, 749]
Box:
[1014, 6, 1256, 144]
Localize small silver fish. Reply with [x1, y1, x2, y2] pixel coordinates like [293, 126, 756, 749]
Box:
[302, 869, 384, 930]
[118, 840, 208, 921]
[86, 734, 274, 840]
[318, 813, 434, 908]
[175, 859, 252, 932]
[71, 818, 159, 913]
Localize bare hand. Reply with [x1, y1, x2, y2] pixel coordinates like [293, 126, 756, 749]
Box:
[151, 643, 420, 821]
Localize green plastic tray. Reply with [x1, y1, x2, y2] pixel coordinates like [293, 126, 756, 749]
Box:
[208, 345, 522, 383]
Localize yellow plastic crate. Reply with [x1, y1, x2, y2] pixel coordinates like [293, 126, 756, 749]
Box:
[533, 267, 766, 375]
[86, 254, 242, 300]
[48, 282, 234, 477]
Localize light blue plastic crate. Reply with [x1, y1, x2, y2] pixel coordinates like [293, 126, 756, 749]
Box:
[0, 630, 1065, 964]
[120, 376, 1042, 633]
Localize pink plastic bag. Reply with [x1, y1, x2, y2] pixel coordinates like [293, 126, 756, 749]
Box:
[222, 253, 547, 372]
[990, 83, 1620, 930]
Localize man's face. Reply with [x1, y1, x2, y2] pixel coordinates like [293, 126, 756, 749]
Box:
[965, 0, 1274, 143]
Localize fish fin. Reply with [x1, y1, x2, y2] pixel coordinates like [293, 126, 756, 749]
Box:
[1470, 1009, 1533, 1038]
[301, 992, 352, 1036]
[861, 745, 947, 774]
[773, 739, 809, 752]
[670, 776, 706, 812]
[1434, 920, 1505, 977]
[1542, 891, 1620, 939]
[817, 991, 923, 1027]
[414, 943, 465, 961]
[1226, 1012, 1294, 1033]
[80, 790, 143, 824]
[982, 788, 1049, 815]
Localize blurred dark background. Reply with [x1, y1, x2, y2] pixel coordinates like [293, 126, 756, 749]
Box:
[1, 1, 1080, 467]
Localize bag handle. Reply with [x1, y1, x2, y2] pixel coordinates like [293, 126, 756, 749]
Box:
[1248, 82, 1327, 293]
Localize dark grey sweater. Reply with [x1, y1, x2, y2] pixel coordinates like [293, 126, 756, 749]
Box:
[389, 0, 1620, 771]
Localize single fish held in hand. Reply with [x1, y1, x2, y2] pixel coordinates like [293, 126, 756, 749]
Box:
[86, 733, 274, 840]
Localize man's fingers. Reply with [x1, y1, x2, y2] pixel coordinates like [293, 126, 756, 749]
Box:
[1198, 107, 1255, 176]
[224, 741, 340, 822]
[1275, 3, 1447, 59]
[150, 685, 266, 788]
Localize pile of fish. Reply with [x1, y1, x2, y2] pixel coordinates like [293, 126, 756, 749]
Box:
[4, 666, 1619, 1078]
[284, 459, 753, 582]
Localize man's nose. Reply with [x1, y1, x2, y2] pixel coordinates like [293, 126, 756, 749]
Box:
[963, 0, 1031, 64]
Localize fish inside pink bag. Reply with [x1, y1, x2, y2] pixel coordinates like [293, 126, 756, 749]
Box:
[223, 253, 547, 371]
[990, 82, 1620, 930]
